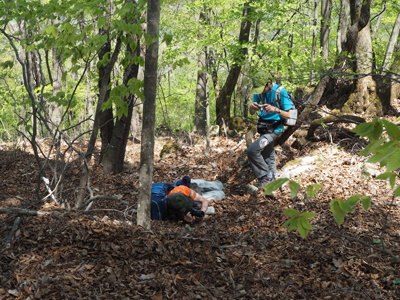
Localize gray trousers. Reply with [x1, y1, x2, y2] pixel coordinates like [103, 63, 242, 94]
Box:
[247, 132, 280, 179]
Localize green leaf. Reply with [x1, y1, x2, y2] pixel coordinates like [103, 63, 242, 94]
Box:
[382, 119, 400, 141]
[350, 122, 374, 137]
[45, 26, 58, 38]
[300, 217, 313, 230]
[162, 33, 173, 46]
[370, 119, 383, 140]
[387, 150, 400, 172]
[283, 209, 300, 217]
[393, 279, 400, 285]
[300, 212, 317, 219]
[345, 194, 361, 207]
[358, 139, 384, 156]
[263, 178, 289, 195]
[389, 172, 396, 189]
[330, 200, 346, 227]
[144, 33, 153, 47]
[338, 199, 353, 212]
[289, 180, 300, 199]
[98, 16, 107, 29]
[373, 239, 381, 244]
[306, 184, 322, 198]
[288, 217, 298, 231]
[376, 172, 392, 180]
[297, 223, 308, 238]
[394, 185, 400, 197]
[281, 219, 291, 228]
[367, 148, 397, 164]
[361, 196, 371, 210]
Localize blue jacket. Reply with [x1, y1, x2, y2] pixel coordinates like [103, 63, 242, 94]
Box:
[253, 83, 292, 133]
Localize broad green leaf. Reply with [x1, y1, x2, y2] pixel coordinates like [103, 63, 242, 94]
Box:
[297, 223, 308, 238]
[301, 212, 317, 219]
[351, 122, 374, 137]
[395, 185, 400, 197]
[382, 119, 400, 141]
[393, 279, 400, 285]
[289, 180, 300, 199]
[282, 219, 291, 228]
[263, 178, 289, 195]
[345, 194, 361, 207]
[288, 217, 298, 231]
[98, 16, 107, 29]
[162, 34, 173, 46]
[357, 139, 384, 156]
[300, 217, 312, 230]
[387, 150, 400, 172]
[370, 119, 383, 140]
[330, 200, 346, 227]
[306, 184, 322, 199]
[376, 172, 392, 180]
[144, 33, 153, 47]
[338, 199, 353, 212]
[373, 239, 381, 244]
[361, 196, 371, 210]
[367, 148, 397, 165]
[390, 172, 396, 189]
[283, 209, 300, 217]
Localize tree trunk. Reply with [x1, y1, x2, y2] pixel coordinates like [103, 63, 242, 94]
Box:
[75, 37, 122, 208]
[337, 0, 349, 54]
[216, 1, 252, 130]
[137, 0, 160, 229]
[389, 36, 400, 105]
[371, 0, 386, 40]
[342, 0, 382, 115]
[320, 0, 332, 60]
[381, 11, 400, 72]
[101, 32, 141, 174]
[193, 9, 209, 136]
[311, 0, 319, 83]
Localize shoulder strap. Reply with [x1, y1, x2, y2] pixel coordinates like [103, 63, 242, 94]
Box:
[275, 85, 284, 109]
[258, 94, 263, 103]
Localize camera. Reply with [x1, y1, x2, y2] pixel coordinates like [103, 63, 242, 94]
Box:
[258, 105, 264, 111]
[190, 208, 205, 218]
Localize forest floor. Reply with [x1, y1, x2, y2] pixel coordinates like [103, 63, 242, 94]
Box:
[1, 114, 400, 299]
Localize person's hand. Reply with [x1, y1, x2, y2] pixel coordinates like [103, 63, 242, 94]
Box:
[184, 212, 194, 223]
[263, 104, 279, 113]
[251, 102, 261, 111]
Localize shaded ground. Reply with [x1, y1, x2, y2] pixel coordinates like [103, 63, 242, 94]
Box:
[1, 116, 400, 299]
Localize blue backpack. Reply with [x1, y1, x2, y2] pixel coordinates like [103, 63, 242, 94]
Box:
[151, 183, 174, 220]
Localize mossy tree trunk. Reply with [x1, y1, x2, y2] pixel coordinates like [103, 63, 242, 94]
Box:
[341, 0, 382, 115]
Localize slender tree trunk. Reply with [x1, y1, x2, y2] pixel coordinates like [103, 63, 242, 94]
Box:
[137, 0, 160, 229]
[337, 0, 349, 54]
[101, 32, 141, 174]
[320, 0, 332, 60]
[193, 9, 209, 136]
[311, 0, 319, 83]
[371, 0, 386, 40]
[381, 11, 400, 72]
[216, 1, 252, 130]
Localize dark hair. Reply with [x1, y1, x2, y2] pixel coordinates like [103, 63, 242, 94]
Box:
[166, 193, 193, 221]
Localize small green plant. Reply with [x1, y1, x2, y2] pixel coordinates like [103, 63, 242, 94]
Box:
[264, 118, 400, 238]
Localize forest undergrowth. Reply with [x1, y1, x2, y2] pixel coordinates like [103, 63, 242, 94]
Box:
[0, 117, 399, 299]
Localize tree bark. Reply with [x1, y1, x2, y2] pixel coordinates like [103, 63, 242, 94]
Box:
[381, 11, 400, 72]
[336, 0, 349, 54]
[137, 0, 160, 229]
[216, 1, 252, 130]
[320, 0, 332, 60]
[342, 0, 382, 115]
[193, 9, 209, 136]
[311, 0, 319, 83]
[101, 32, 141, 174]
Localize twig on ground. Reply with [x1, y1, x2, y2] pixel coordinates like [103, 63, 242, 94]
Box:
[3, 216, 21, 249]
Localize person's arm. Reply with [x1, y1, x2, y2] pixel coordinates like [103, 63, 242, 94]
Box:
[249, 94, 261, 115]
[197, 194, 209, 212]
[261, 103, 290, 119]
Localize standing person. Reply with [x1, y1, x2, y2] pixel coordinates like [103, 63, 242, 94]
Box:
[248, 79, 292, 187]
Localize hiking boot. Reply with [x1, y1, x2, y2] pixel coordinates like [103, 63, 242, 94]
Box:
[254, 175, 275, 188]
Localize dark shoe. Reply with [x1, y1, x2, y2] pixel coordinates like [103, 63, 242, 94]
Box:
[254, 175, 275, 188]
